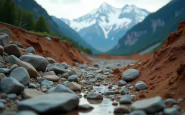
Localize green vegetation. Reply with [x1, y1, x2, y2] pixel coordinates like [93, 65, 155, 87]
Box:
[0, 0, 92, 54]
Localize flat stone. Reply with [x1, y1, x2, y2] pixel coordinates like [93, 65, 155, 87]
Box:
[7, 93, 17, 99]
[122, 69, 140, 81]
[165, 98, 177, 105]
[1, 77, 24, 94]
[95, 74, 103, 80]
[28, 83, 37, 88]
[48, 84, 74, 94]
[0, 32, 10, 47]
[10, 67, 30, 85]
[17, 93, 79, 113]
[131, 96, 165, 113]
[43, 75, 59, 82]
[23, 89, 45, 99]
[78, 104, 94, 110]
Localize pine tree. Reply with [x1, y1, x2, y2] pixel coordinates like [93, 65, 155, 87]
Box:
[35, 15, 50, 33]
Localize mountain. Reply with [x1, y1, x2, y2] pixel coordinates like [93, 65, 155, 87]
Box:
[13, 0, 96, 54]
[52, 16, 100, 54]
[62, 3, 150, 52]
[108, 0, 185, 55]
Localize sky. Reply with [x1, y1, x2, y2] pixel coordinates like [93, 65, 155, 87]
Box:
[35, 0, 171, 20]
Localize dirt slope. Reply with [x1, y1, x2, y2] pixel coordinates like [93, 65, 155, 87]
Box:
[0, 23, 90, 65]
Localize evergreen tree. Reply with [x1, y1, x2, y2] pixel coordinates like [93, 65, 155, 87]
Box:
[35, 15, 50, 33]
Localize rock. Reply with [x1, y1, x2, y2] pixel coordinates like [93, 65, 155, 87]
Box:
[17, 61, 39, 78]
[46, 57, 56, 63]
[4, 44, 22, 57]
[164, 98, 177, 105]
[0, 99, 6, 103]
[114, 106, 130, 114]
[0, 32, 10, 46]
[17, 93, 79, 113]
[131, 96, 165, 113]
[10, 67, 30, 86]
[1, 77, 24, 94]
[87, 92, 103, 99]
[43, 75, 59, 82]
[95, 74, 103, 80]
[41, 80, 53, 87]
[18, 110, 38, 115]
[80, 80, 87, 84]
[7, 93, 17, 99]
[47, 63, 67, 74]
[23, 89, 45, 99]
[135, 81, 147, 90]
[119, 94, 132, 104]
[118, 80, 127, 86]
[68, 82, 81, 91]
[104, 90, 114, 95]
[61, 62, 69, 69]
[0, 62, 3, 68]
[43, 71, 56, 76]
[88, 79, 96, 85]
[5, 55, 20, 64]
[48, 84, 74, 94]
[85, 73, 95, 78]
[122, 69, 140, 81]
[28, 83, 37, 88]
[78, 104, 94, 110]
[0, 73, 6, 80]
[20, 55, 48, 72]
[63, 81, 70, 86]
[119, 87, 129, 95]
[129, 110, 147, 115]
[0, 68, 11, 75]
[0, 102, 5, 110]
[10, 64, 18, 71]
[112, 101, 118, 106]
[68, 75, 79, 82]
[163, 108, 179, 115]
[25, 47, 35, 54]
[0, 45, 4, 56]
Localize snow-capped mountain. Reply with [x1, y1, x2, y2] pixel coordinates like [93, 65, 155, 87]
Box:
[61, 3, 150, 52]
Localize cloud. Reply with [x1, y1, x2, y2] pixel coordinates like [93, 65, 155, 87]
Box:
[35, 0, 171, 20]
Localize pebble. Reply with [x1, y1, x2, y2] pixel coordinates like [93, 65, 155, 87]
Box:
[114, 106, 130, 114]
[7, 93, 17, 99]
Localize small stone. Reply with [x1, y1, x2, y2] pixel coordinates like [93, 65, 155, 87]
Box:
[104, 90, 114, 95]
[0, 68, 11, 75]
[0, 45, 4, 56]
[7, 93, 17, 99]
[0, 73, 6, 80]
[41, 80, 53, 87]
[135, 81, 147, 90]
[48, 84, 74, 94]
[163, 108, 179, 115]
[18, 110, 38, 115]
[68, 75, 79, 82]
[119, 87, 129, 95]
[78, 104, 94, 110]
[87, 92, 103, 100]
[122, 69, 140, 81]
[28, 83, 37, 88]
[0, 102, 5, 110]
[4, 44, 22, 57]
[23, 89, 45, 99]
[118, 80, 127, 86]
[68, 82, 81, 91]
[119, 94, 132, 104]
[43, 75, 59, 82]
[0, 99, 6, 103]
[25, 47, 35, 54]
[165, 98, 177, 106]
[112, 101, 118, 106]
[129, 110, 147, 115]
[114, 106, 130, 114]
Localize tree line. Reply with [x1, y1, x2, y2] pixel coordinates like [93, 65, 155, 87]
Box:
[0, 0, 50, 33]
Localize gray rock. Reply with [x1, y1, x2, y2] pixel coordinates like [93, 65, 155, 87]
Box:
[131, 96, 165, 113]
[61, 62, 68, 69]
[43, 75, 59, 82]
[7, 93, 17, 99]
[1, 77, 24, 94]
[68, 82, 81, 91]
[46, 57, 56, 63]
[47, 63, 67, 74]
[119, 87, 129, 95]
[163, 108, 179, 115]
[23, 89, 45, 99]
[164, 98, 177, 105]
[135, 81, 147, 90]
[88, 79, 96, 85]
[119, 94, 132, 104]
[129, 110, 147, 115]
[17, 93, 79, 113]
[63, 81, 70, 86]
[28, 83, 37, 88]
[41, 80, 53, 87]
[4, 44, 22, 57]
[0, 99, 6, 103]
[5, 55, 20, 64]
[25, 47, 35, 54]
[0, 33, 10, 47]
[10, 67, 30, 86]
[68, 75, 79, 82]
[0, 73, 6, 80]
[48, 84, 74, 94]
[11, 41, 23, 48]
[0, 68, 11, 75]
[18, 111, 38, 115]
[118, 80, 127, 86]
[0, 102, 5, 110]
[104, 90, 114, 95]
[95, 74, 103, 80]
[20, 55, 48, 72]
[122, 69, 140, 81]
[0, 62, 3, 68]
[0, 45, 4, 56]
[37, 78, 45, 84]
[114, 106, 130, 114]
[85, 73, 95, 79]
[87, 92, 103, 99]
[78, 104, 94, 110]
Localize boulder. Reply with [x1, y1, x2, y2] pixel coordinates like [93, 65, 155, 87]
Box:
[17, 61, 39, 78]
[23, 89, 45, 99]
[4, 44, 22, 57]
[20, 55, 48, 72]
[17, 93, 79, 113]
[0, 33, 10, 46]
[131, 96, 165, 113]
[68, 82, 81, 91]
[10, 67, 30, 85]
[1, 77, 24, 94]
[25, 47, 35, 54]
[48, 84, 74, 94]
[122, 69, 140, 81]
[135, 81, 147, 90]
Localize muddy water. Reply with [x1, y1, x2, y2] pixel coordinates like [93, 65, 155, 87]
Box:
[63, 86, 118, 115]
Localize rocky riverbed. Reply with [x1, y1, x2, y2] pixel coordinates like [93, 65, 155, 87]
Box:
[0, 29, 184, 115]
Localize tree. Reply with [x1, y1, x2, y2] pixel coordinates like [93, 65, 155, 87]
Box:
[35, 15, 50, 33]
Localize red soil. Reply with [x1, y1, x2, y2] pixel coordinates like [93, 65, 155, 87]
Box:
[113, 21, 185, 108]
[0, 23, 90, 65]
